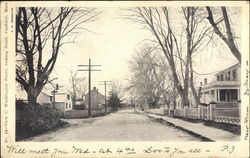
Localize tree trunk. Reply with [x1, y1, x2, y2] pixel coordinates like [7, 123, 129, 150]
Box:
[26, 86, 41, 106]
[27, 91, 37, 106]
[168, 58, 190, 108]
[181, 92, 190, 108]
[190, 57, 200, 107]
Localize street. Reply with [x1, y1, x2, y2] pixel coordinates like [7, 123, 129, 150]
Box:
[27, 109, 201, 141]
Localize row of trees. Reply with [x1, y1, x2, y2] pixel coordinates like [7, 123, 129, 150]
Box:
[126, 6, 240, 109]
[127, 46, 175, 109]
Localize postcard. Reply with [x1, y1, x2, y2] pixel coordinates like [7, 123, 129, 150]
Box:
[1, 1, 249, 158]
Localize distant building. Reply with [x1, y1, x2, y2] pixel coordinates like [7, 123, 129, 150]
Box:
[16, 89, 53, 104]
[74, 99, 85, 110]
[84, 87, 105, 110]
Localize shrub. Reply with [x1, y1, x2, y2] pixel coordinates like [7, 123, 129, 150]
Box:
[108, 93, 122, 111]
[16, 100, 65, 140]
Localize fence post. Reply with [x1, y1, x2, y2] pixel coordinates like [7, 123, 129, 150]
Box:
[238, 100, 241, 119]
[201, 106, 204, 119]
[198, 105, 201, 119]
[184, 107, 187, 118]
[209, 103, 215, 121]
[206, 105, 209, 120]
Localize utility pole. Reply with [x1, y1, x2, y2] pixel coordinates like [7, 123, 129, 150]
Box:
[50, 83, 61, 108]
[99, 81, 112, 114]
[78, 58, 101, 117]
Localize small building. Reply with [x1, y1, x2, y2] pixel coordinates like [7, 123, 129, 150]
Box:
[74, 99, 85, 110]
[199, 63, 240, 106]
[84, 87, 105, 110]
[54, 92, 73, 113]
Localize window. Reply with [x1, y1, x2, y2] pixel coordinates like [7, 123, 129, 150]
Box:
[211, 90, 214, 95]
[220, 74, 224, 81]
[66, 103, 68, 109]
[67, 94, 70, 100]
[217, 75, 220, 81]
[204, 78, 207, 84]
[227, 71, 231, 81]
[231, 90, 238, 101]
[220, 90, 226, 102]
[69, 103, 71, 109]
[50, 96, 53, 102]
[232, 69, 237, 81]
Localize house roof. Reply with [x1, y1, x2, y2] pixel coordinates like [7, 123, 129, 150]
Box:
[215, 63, 240, 76]
[200, 81, 240, 91]
[85, 87, 104, 98]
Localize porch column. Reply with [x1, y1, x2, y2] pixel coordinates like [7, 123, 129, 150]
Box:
[225, 90, 228, 102]
[217, 89, 220, 103]
[237, 89, 240, 101]
[214, 89, 218, 102]
[203, 92, 205, 103]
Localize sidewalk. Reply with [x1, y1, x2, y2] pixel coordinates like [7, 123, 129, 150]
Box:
[137, 110, 240, 141]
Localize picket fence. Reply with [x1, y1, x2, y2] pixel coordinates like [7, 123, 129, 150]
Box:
[174, 103, 240, 125]
[146, 103, 240, 125]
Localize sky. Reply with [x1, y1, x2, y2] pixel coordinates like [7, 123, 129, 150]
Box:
[50, 7, 240, 97]
[52, 7, 151, 95]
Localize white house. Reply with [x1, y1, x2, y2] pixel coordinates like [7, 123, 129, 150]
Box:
[199, 63, 240, 105]
[174, 63, 240, 109]
[54, 92, 73, 113]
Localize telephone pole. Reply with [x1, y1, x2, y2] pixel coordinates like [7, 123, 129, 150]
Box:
[78, 58, 101, 117]
[99, 81, 112, 114]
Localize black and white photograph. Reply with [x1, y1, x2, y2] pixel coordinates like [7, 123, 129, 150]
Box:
[1, 1, 249, 158]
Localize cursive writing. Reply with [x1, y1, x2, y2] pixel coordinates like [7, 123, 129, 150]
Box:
[5, 145, 237, 157]
[244, 107, 249, 140]
[244, 68, 250, 96]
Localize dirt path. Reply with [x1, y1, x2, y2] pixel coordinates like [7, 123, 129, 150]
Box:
[26, 110, 201, 141]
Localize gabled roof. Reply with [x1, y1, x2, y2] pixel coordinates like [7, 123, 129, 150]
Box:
[85, 89, 104, 98]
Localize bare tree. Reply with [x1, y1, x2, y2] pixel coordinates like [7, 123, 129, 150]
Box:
[16, 7, 101, 106]
[206, 6, 241, 63]
[126, 7, 212, 107]
[68, 70, 87, 106]
[127, 46, 172, 108]
[182, 7, 212, 106]
[110, 79, 124, 100]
